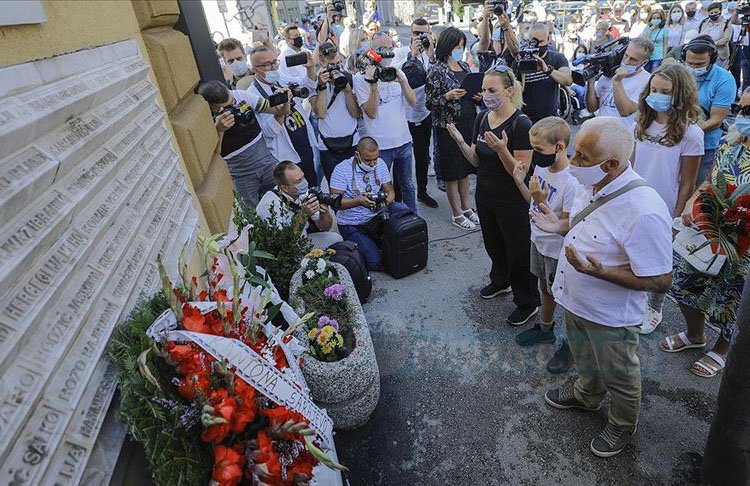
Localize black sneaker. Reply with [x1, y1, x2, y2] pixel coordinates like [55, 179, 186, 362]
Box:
[418, 192, 439, 208]
[547, 340, 575, 374]
[544, 386, 601, 411]
[515, 323, 556, 347]
[590, 422, 637, 458]
[437, 179, 446, 192]
[506, 307, 539, 326]
[480, 283, 511, 299]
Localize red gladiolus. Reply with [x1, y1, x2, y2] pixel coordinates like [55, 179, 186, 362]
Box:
[201, 389, 237, 443]
[199, 290, 209, 301]
[177, 371, 211, 400]
[255, 431, 283, 480]
[183, 304, 209, 333]
[287, 449, 318, 482]
[212, 445, 244, 486]
[214, 289, 229, 302]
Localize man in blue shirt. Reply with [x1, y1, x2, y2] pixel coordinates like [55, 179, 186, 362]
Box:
[330, 137, 409, 271]
[684, 35, 738, 185]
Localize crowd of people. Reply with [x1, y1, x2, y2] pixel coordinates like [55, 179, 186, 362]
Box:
[199, 0, 750, 459]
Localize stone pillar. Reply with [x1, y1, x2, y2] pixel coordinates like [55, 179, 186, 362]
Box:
[131, 0, 233, 233]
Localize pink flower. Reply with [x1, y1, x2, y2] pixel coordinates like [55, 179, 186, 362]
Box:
[323, 283, 345, 301]
[317, 315, 339, 330]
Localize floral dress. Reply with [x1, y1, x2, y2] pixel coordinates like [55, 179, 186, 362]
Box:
[670, 141, 750, 340]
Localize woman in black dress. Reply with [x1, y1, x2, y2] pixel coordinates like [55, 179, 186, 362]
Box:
[426, 27, 481, 230]
[447, 63, 541, 325]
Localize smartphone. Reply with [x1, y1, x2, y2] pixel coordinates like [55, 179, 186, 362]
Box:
[268, 91, 289, 107]
[285, 52, 307, 68]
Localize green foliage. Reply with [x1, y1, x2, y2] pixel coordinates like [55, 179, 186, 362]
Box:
[109, 293, 212, 486]
[233, 194, 312, 300]
[295, 274, 350, 324]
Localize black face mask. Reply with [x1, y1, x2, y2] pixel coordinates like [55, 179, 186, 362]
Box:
[709, 13, 721, 21]
[686, 10, 696, 18]
[292, 37, 304, 48]
[533, 149, 557, 168]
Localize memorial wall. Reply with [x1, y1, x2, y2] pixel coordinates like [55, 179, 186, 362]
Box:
[0, 39, 200, 484]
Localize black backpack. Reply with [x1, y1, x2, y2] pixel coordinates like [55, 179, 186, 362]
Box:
[328, 241, 372, 302]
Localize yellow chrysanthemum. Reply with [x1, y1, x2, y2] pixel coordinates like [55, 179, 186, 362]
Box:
[305, 249, 325, 258]
[308, 328, 318, 340]
[317, 325, 335, 343]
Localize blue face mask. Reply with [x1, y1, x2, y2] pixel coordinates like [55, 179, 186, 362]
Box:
[691, 66, 708, 78]
[651, 18, 662, 26]
[645, 92, 673, 112]
[451, 48, 464, 61]
[735, 115, 750, 136]
[263, 69, 280, 85]
[620, 62, 641, 75]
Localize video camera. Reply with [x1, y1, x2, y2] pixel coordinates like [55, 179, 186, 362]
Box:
[739, 2, 750, 27]
[304, 187, 343, 212]
[357, 48, 397, 82]
[322, 63, 349, 89]
[571, 37, 628, 85]
[226, 100, 256, 127]
[489, 0, 509, 15]
[516, 39, 540, 74]
[367, 191, 390, 221]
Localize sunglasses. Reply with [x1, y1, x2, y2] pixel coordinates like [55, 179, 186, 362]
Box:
[732, 103, 750, 116]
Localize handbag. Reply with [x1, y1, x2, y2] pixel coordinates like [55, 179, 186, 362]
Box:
[672, 219, 727, 276]
[321, 131, 355, 155]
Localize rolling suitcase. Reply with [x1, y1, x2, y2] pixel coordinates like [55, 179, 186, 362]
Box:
[381, 209, 428, 279]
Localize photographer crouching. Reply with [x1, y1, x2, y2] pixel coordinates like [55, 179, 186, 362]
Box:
[329, 137, 410, 271]
[583, 37, 653, 128]
[512, 22, 573, 123]
[256, 161, 343, 249]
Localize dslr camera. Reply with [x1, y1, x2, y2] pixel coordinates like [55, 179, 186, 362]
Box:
[367, 191, 390, 221]
[332, 0, 345, 12]
[489, 0, 509, 15]
[418, 33, 431, 49]
[516, 38, 540, 74]
[226, 100, 256, 126]
[738, 1, 750, 26]
[571, 37, 628, 85]
[304, 187, 343, 212]
[287, 82, 310, 99]
[357, 47, 397, 82]
[322, 63, 349, 89]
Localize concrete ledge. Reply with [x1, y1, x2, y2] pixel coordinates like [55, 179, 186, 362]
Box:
[170, 94, 218, 187]
[131, 0, 180, 30]
[195, 155, 233, 233]
[141, 29, 198, 112]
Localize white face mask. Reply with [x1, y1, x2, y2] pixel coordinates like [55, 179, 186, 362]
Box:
[671, 12, 683, 22]
[568, 159, 609, 186]
[229, 59, 249, 77]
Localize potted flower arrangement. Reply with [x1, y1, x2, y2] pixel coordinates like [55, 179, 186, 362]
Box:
[110, 232, 345, 486]
[289, 251, 380, 430]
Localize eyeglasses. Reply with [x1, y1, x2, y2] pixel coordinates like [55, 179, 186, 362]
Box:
[254, 59, 279, 69]
[732, 103, 750, 116]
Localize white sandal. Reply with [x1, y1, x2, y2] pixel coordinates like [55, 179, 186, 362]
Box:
[690, 351, 726, 378]
[660, 331, 706, 353]
[462, 208, 480, 225]
[452, 215, 476, 231]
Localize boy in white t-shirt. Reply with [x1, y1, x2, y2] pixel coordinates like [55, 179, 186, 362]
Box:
[511, 117, 579, 374]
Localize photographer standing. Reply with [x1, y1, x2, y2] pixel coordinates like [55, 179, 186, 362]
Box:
[217, 38, 254, 90]
[330, 137, 410, 271]
[699, 2, 733, 68]
[250, 46, 319, 186]
[353, 32, 419, 213]
[311, 42, 361, 183]
[279, 25, 313, 82]
[476, 1, 519, 71]
[512, 23, 573, 123]
[586, 37, 653, 128]
[198, 80, 280, 207]
[401, 19, 439, 208]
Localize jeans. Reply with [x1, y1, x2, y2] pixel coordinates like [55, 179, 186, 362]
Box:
[408, 115, 433, 194]
[320, 147, 356, 185]
[571, 84, 586, 110]
[338, 202, 410, 271]
[226, 141, 278, 208]
[741, 46, 750, 91]
[697, 148, 718, 188]
[379, 142, 418, 214]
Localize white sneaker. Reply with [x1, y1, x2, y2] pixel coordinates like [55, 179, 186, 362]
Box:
[428, 163, 436, 177]
[639, 307, 663, 335]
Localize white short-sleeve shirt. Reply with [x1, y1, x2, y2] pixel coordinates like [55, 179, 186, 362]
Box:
[330, 157, 392, 225]
[530, 166, 579, 259]
[594, 70, 651, 128]
[633, 121, 705, 214]
[352, 73, 412, 150]
[552, 167, 673, 327]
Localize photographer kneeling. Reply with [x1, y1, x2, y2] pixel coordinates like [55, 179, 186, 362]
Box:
[585, 37, 654, 128]
[329, 137, 410, 271]
[256, 161, 343, 249]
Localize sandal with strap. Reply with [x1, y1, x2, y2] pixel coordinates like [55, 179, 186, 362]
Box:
[452, 215, 476, 231]
[690, 351, 726, 378]
[660, 332, 706, 353]
[462, 208, 480, 225]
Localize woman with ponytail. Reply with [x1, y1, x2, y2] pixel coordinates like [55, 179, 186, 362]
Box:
[447, 63, 541, 325]
[632, 63, 704, 334]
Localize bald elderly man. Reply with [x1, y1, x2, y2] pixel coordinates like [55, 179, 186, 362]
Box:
[532, 117, 672, 458]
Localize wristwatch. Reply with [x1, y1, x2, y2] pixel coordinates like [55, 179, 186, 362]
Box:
[316, 84, 327, 92]
[546, 66, 554, 75]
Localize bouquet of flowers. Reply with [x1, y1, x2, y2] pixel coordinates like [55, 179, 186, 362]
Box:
[115, 229, 345, 486]
[692, 171, 750, 268]
[307, 315, 347, 362]
[300, 249, 336, 283]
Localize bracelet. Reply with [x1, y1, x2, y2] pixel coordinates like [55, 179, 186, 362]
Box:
[547, 67, 554, 75]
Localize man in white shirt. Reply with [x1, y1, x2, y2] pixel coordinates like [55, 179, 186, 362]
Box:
[586, 37, 653, 129]
[311, 41, 361, 184]
[531, 117, 672, 458]
[250, 46, 320, 186]
[217, 38, 254, 90]
[400, 18, 439, 208]
[684, 1, 704, 31]
[257, 161, 343, 249]
[353, 32, 418, 213]
[278, 24, 313, 82]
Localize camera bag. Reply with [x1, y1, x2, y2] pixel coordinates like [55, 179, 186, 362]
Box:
[328, 241, 372, 302]
[381, 209, 428, 279]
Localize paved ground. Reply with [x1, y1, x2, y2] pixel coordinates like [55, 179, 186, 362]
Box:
[333, 144, 721, 486]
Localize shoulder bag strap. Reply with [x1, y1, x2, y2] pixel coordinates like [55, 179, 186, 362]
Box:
[569, 179, 648, 229]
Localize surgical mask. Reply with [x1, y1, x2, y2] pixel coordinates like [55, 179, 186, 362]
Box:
[263, 69, 280, 85]
[734, 115, 750, 136]
[360, 41, 370, 51]
[651, 18, 662, 26]
[640, 11, 649, 20]
[483, 91, 504, 111]
[568, 159, 609, 186]
[691, 66, 708, 78]
[229, 59, 249, 77]
[292, 36, 304, 48]
[620, 62, 641, 75]
[293, 179, 309, 198]
[686, 10, 696, 18]
[357, 156, 376, 172]
[709, 13, 721, 21]
[646, 92, 673, 112]
[671, 12, 683, 22]
[522, 32, 530, 40]
[595, 31, 605, 38]
[451, 48, 463, 61]
[533, 149, 557, 168]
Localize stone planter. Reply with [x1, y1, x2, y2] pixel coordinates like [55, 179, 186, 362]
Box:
[290, 262, 380, 430]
